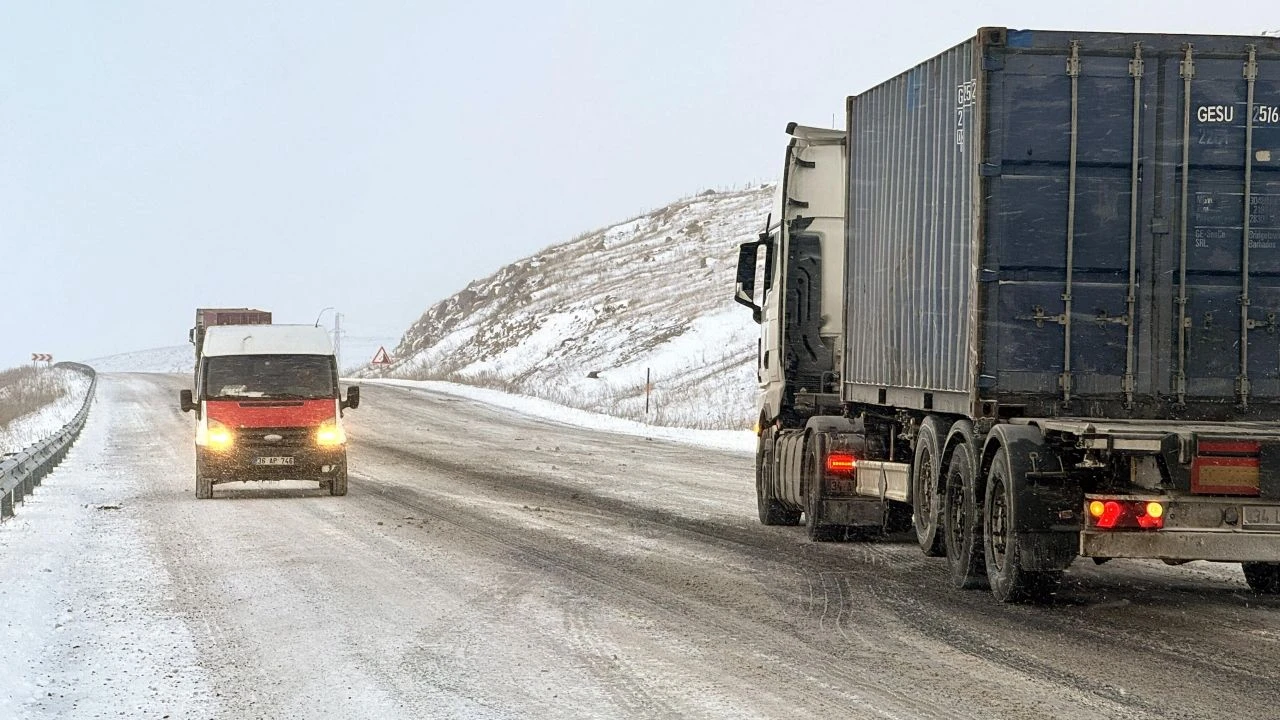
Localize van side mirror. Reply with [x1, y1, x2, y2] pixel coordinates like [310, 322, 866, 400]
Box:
[179, 389, 196, 413]
[342, 386, 360, 410]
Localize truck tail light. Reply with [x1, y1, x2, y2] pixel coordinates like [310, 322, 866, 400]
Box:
[1087, 499, 1164, 530]
[1191, 439, 1261, 496]
[823, 452, 858, 495]
[825, 453, 857, 474]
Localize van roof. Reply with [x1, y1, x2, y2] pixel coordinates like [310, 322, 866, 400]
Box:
[201, 324, 334, 357]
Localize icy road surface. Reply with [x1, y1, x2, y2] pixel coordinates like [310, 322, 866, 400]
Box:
[2, 373, 1280, 719]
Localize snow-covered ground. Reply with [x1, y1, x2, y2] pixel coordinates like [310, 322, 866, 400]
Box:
[3, 374, 1272, 719]
[82, 346, 193, 374]
[367, 378, 756, 455]
[0, 368, 92, 455]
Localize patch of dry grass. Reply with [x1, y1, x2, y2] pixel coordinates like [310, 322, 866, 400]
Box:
[0, 365, 67, 429]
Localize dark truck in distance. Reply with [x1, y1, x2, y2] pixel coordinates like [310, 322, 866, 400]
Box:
[189, 308, 272, 363]
[180, 323, 359, 499]
[737, 28, 1280, 602]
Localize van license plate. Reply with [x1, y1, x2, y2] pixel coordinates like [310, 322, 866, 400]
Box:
[254, 456, 295, 466]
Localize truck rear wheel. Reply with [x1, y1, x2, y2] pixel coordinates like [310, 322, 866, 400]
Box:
[804, 436, 842, 542]
[984, 449, 1060, 603]
[912, 417, 946, 557]
[942, 438, 986, 590]
[1242, 562, 1280, 593]
[756, 427, 800, 526]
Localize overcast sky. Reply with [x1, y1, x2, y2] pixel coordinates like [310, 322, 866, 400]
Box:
[1, 1, 1273, 369]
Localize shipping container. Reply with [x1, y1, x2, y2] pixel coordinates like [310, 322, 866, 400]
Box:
[190, 307, 273, 360]
[843, 28, 1280, 421]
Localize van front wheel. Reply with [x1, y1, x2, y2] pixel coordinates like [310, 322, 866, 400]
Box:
[328, 467, 348, 496]
[195, 453, 213, 499]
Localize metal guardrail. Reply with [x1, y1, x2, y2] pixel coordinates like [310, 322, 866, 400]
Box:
[0, 362, 97, 520]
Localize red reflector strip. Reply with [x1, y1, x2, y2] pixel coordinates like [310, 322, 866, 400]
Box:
[1191, 455, 1261, 496]
[825, 453, 857, 474]
[1198, 439, 1261, 455]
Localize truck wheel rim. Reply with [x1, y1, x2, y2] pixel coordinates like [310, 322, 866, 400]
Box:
[990, 478, 1009, 572]
[947, 479, 965, 552]
[918, 453, 936, 519]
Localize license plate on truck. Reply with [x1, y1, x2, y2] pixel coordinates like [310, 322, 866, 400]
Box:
[254, 456, 295, 466]
[1243, 505, 1280, 530]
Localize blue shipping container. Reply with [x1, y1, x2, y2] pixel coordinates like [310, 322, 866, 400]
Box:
[843, 28, 1280, 421]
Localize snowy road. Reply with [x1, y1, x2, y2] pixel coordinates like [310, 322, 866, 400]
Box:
[3, 373, 1280, 719]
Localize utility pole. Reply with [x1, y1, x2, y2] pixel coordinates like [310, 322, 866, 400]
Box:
[333, 312, 343, 373]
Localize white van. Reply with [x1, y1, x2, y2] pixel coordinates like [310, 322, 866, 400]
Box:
[179, 324, 360, 499]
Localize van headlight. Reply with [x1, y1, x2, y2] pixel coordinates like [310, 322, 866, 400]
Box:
[315, 420, 346, 447]
[198, 418, 234, 451]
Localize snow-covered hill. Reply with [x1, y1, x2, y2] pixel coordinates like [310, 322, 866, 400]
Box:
[365, 185, 773, 429]
[83, 346, 194, 374]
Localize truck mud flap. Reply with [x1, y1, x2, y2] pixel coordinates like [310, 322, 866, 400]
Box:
[987, 425, 1082, 572]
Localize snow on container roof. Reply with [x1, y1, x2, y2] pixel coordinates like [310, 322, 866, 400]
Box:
[201, 324, 334, 357]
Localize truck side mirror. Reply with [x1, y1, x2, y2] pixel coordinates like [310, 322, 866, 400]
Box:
[180, 389, 196, 413]
[734, 240, 766, 323]
[342, 386, 360, 410]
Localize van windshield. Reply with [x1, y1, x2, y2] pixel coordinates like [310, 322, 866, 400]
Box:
[204, 355, 336, 400]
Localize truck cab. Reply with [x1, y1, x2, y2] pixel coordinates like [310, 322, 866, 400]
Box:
[179, 324, 359, 499]
[735, 124, 851, 531]
[735, 123, 846, 428]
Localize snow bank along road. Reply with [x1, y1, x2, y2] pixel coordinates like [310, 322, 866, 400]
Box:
[2, 374, 1279, 719]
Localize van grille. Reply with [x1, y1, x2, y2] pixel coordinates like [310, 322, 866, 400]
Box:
[235, 426, 313, 449]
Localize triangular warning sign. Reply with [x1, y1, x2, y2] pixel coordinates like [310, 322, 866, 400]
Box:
[370, 346, 392, 365]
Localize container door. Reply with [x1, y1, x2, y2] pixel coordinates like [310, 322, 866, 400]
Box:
[984, 31, 1280, 418]
[1172, 44, 1280, 410]
[983, 37, 1138, 405]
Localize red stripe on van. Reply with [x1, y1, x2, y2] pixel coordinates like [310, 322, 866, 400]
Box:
[206, 399, 335, 428]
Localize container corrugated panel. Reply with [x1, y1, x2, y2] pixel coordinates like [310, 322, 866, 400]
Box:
[845, 37, 978, 411]
[198, 308, 273, 327]
[843, 28, 1280, 421]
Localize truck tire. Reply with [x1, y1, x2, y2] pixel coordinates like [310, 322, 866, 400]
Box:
[757, 427, 800, 526]
[328, 467, 348, 496]
[1242, 562, 1280, 593]
[942, 437, 986, 590]
[912, 416, 947, 557]
[804, 435, 842, 542]
[984, 448, 1060, 603]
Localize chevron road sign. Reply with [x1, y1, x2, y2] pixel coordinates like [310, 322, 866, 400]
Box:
[31, 353, 53, 362]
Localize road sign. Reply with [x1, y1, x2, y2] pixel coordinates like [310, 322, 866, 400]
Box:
[370, 346, 392, 365]
[31, 353, 52, 362]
